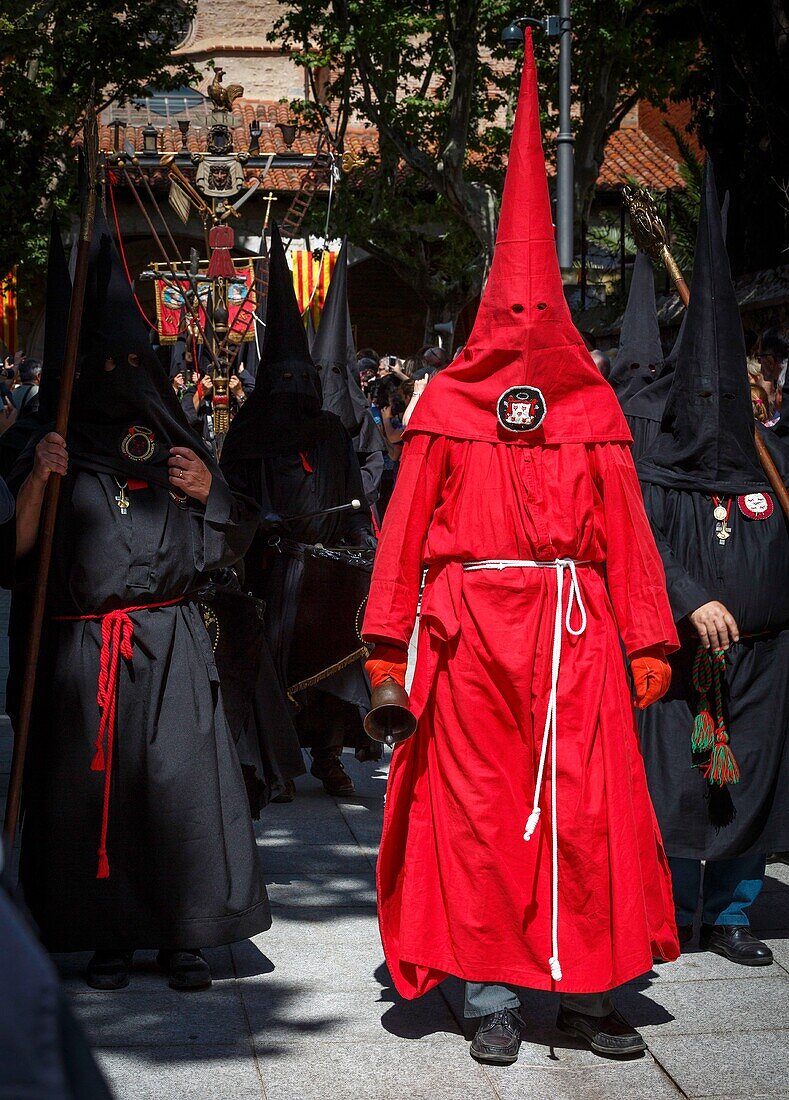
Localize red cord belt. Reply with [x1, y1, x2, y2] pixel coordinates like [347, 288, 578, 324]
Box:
[53, 595, 187, 879]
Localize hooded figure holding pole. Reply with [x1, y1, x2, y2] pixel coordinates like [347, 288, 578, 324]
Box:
[2, 209, 270, 993]
[636, 162, 789, 968]
[361, 33, 680, 1065]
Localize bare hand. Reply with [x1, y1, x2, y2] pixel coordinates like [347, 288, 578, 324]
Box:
[33, 431, 68, 485]
[200, 374, 214, 395]
[689, 600, 740, 650]
[229, 375, 243, 397]
[168, 446, 212, 505]
[412, 378, 428, 397]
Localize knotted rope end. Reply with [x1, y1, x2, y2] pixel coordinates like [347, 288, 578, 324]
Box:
[549, 956, 563, 981]
[523, 808, 541, 840]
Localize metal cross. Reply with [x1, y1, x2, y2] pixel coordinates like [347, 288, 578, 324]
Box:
[115, 485, 130, 515]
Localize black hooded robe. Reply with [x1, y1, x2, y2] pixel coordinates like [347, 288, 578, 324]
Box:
[636, 163, 789, 861]
[5, 208, 270, 951]
[221, 224, 378, 761]
[8, 471, 270, 951]
[637, 485, 789, 859]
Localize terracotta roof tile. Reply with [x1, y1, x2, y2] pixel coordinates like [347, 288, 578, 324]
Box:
[597, 127, 685, 191]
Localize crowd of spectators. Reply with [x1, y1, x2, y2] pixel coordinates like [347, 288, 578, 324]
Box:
[354, 345, 449, 512]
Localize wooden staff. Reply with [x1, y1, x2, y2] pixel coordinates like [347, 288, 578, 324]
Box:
[3, 105, 100, 844]
[623, 184, 789, 522]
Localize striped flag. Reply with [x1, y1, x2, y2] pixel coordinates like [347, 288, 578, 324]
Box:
[0, 268, 17, 355]
[291, 250, 337, 329]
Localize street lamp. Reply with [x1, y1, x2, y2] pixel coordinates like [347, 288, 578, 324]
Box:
[502, 3, 574, 271]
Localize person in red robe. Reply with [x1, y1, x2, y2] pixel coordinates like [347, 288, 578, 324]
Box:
[362, 32, 680, 1066]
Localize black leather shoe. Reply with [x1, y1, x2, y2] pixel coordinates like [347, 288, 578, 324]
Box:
[86, 951, 133, 990]
[699, 924, 773, 966]
[157, 949, 212, 991]
[557, 1006, 647, 1057]
[470, 1008, 525, 1065]
[310, 754, 355, 797]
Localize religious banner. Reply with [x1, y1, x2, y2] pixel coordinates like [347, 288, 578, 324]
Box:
[152, 259, 256, 344]
[291, 249, 337, 329]
[0, 268, 17, 354]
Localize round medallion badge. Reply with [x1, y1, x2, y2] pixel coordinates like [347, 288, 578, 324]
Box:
[737, 493, 773, 520]
[120, 425, 156, 462]
[496, 386, 547, 433]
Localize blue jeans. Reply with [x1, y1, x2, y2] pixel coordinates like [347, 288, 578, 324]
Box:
[464, 982, 613, 1019]
[669, 854, 766, 927]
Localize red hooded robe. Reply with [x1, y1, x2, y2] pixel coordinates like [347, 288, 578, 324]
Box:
[363, 32, 680, 998]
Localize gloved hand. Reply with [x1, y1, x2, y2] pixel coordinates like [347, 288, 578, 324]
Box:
[631, 647, 672, 709]
[365, 642, 408, 690]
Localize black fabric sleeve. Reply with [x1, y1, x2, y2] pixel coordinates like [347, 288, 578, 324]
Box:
[642, 483, 712, 624]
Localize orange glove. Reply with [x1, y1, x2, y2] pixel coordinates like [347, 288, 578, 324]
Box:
[365, 643, 408, 690]
[631, 648, 672, 709]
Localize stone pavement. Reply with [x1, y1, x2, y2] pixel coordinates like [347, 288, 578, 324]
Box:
[9, 749, 784, 1100]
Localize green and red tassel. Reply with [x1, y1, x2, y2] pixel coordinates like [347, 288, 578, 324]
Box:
[691, 647, 740, 788]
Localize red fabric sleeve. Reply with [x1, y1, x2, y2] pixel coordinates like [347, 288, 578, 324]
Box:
[362, 432, 447, 648]
[591, 442, 680, 657]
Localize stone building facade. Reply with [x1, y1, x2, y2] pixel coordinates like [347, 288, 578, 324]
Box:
[173, 0, 307, 101]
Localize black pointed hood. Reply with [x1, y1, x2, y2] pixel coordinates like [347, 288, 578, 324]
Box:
[638, 162, 767, 493]
[612, 250, 663, 404]
[220, 222, 332, 463]
[624, 188, 725, 427]
[54, 204, 217, 489]
[38, 213, 73, 424]
[312, 238, 363, 434]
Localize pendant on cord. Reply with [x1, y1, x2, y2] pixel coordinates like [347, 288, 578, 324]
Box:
[114, 479, 130, 515]
[711, 495, 731, 544]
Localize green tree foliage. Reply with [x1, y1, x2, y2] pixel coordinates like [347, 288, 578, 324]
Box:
[683, 1, 789, 275]
[272, 0, 699, 330]
[0, 0, 198, 277]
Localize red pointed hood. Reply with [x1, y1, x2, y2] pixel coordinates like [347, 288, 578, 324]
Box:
[407, 31, 629, 446]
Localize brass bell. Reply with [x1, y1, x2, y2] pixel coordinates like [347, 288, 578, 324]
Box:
[364, 678, 417, 747]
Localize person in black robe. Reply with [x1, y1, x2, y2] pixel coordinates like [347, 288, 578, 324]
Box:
[221, 224, 378, 799]
[636, 162, 789, 967]
[4, 209, 270, 992]
[311, 237, 385, 510]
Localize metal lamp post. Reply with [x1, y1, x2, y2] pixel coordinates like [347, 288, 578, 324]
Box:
[502, 2, 574, 270]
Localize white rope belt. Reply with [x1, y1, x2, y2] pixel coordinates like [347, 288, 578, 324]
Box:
[462, 558, 590, 981]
